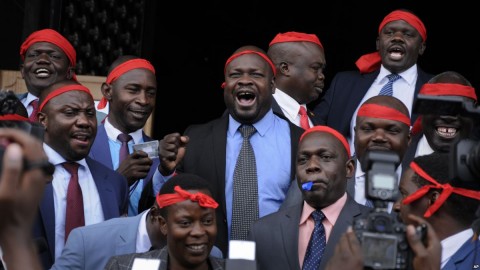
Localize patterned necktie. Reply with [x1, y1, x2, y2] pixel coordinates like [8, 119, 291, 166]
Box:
[63, 162, 84, 242]
[303, 210, 326, 270]
[231, 125, 259, 241]
[28, 99, 39, 122]
[299, 106, 311, 130]
[117, 133, 132, 164]
[379, 73, 401, 96]
[365, 199, 374, 208]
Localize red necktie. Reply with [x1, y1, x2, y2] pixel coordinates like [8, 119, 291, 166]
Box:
[63, 162, 84, 242]
[118, 133, 132, 164]
[29, 99, 39, 122]
[299, 106, 311, 130]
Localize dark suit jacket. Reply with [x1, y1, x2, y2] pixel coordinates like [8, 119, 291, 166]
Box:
[248, 195, 371, 270]
[105, 246, 225, 270]
[401, 133, 422, 172]
[33, 157, 128, 269]
[313, 68, 433, 138]
[174, 111, 303, 255]
[272, 98, 322, 126]
[88, 124, 161, 213]
[442, 237, 480, 270]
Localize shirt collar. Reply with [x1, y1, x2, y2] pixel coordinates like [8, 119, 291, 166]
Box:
[43, 142, 88, 167]
[273, 88, 304, 120]
[299, 193, 348, 226]
[228, 108, 275, 137]
[104, 117, 144, 144]
[378, 64, 417, 86]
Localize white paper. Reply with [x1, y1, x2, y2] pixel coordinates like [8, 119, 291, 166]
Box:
[131, 258, 161, 270]
[133, 140, 159, 158]
[228, 240, 256, 260]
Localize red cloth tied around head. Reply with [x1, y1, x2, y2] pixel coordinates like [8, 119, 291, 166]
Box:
[410, 83, 477, 136]
[0, 114, 29, 122]
[156, 185, 219, 209]
[357, 103, 411, 126]
[356, 10, 427, 74]
[20, 29, 77, 79]
[221, 50, 276, 89]
[97, 59, 156, 109]
[403, 161, 480, 218]
[269, 31, 323, 48]
[300, 125, 351, 157]
[39, 84, 93, 112]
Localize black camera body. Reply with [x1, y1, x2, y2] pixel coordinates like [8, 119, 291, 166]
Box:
[354, 151, 412, 269]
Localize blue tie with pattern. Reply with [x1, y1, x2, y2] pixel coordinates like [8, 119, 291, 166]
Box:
[303, 210, 326, 270]
[379, 73, 401, 96]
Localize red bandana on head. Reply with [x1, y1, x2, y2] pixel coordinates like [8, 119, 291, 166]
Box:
[269, 31, 323, 48]
[355, 10, 427, 74]
[357, 103, 411, 127]
[39, 84, 93, 112]
[97, 59, 156, 110]
[300, 125, 351, 157]
[402, 161, 480, 218]
[156, 185, 218, 209]
[410, 83, 477, 136]
[20, 28, 77, 80]
[221, 50, 276, 89]
[0, 114, 29, 122]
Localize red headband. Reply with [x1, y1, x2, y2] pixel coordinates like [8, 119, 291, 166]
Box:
[0, 114, 29, 122]
[39, 84, 93, 112]
[221, 50, 276, 89]
[411, 83, 477, 136]
[300, 125, 351, 157]
[20, 29, 77, 79]
[97, 59, 156, 109]
[403, 161, 480, 218]
[269, 31, 323, 48]
[356, 10, 427, 74]
[357, 103, 411, 126]
[156, 185, 218, 209]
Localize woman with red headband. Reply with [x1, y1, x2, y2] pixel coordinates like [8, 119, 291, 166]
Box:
[395, 152, 480, 269]
[105, 173, 225, 270]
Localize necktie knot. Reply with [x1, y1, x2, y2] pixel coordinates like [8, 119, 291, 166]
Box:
[117, 133, 132, 143]
[62, 162, 79, 175]
[239, 125, 256, 139]
[311, 210, 325, 223]
[379, 73, 401, 96]
[298, 106, 311, 130]
[387, 73, 401, 82]
[299, 106, 308, 116]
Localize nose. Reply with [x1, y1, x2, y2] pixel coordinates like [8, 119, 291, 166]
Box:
[372, 129, 387, 142]
[439, 115, 458, 123]
[75, 112, 93, 127]
[36, 52, 52, 63]
[190, 221, 206, 236]
[305, 157, 321, 174]
[136, 90, 149, 105]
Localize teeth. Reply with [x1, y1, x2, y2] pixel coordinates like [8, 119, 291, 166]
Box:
[436, 127, 457, 138]
[35, 68, 49, 74]
[188, 244, 205, 250]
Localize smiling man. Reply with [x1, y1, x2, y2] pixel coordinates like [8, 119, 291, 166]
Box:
[33, 80, 128, 269]
[18, 28, 76, 122]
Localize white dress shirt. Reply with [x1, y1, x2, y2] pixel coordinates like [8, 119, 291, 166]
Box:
[273, 88, 313, 128]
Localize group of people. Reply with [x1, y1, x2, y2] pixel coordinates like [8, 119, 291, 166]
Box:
[0, 7, 479, 270]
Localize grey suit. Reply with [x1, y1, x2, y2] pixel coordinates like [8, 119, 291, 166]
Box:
[51, 211, 146, 270]
[248, 195, 370, 270]
[104, 246, 225, 270]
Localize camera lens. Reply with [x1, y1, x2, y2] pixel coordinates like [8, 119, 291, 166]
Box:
[372, 215, 390, 232]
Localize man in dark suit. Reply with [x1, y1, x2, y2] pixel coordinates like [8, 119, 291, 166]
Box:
[157, 45, 304, 255]
[34, 79, 128, 269]
[268, 31, 326, 129]
[313, 9, 433, 155]
[248, 126, 371, 270]
[89, 55, 161, 216]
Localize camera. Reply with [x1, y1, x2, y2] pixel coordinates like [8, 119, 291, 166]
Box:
[353, 151, 413, 269]
[413, 94, 480, 184]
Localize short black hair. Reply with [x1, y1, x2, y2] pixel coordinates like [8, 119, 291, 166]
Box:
[158, 173, 214, 217]
[412, 152, 479, 226]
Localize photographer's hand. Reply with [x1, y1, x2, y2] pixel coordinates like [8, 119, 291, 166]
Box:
[325, 226, 363, 270]
[0, 128, 51, 270]
[406, 214, 441, 270]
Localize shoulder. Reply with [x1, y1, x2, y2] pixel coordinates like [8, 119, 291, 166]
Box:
[209, 256, 226, 270]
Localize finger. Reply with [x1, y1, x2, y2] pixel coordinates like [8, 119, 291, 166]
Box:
[0, 143, 23, 196]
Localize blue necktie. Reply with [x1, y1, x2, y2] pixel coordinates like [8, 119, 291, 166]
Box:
[379, 73, 401, 96]
[303, 210, 326, 270]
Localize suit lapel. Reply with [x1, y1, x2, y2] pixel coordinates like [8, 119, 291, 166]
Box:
[116, 213, 144, 254]
[212, 115, 228, 216]
[39, 183, 56, 261]
[90, 125, 114, 170]
[86, 158, 116, 219]
[281, 204, 303, 270]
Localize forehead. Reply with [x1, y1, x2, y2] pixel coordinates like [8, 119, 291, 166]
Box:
[382, 20, 417, 32]
[166, 200, 215, 217]
[114, 68, 157, 86]
[300, 132, 343, 151]
[356, 115, 406, 128]
[400, 168, 416, 188]
[226, 54, 270, 72]
[26, 42, 65, 54]
[46, 90, 93, 108]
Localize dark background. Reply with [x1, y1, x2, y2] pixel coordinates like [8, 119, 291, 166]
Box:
[2, 0, 479, 139]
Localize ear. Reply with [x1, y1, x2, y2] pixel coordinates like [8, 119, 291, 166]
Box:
[279, 62, 289, 75]
[66, 67, 74, 80]
[159, 216, 168, 236]
[101, 82, 113, 101]
[428, 190, 440, 205]
[345, 158, 355, 178]
[418, 42, 426, 56]
[20, 64, 25, 79]
[375, 37, 380, 51]
[37, 112, 47, 129]
[270, 78, 275, 94]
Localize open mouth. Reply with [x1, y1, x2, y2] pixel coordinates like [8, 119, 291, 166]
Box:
[387, 47, 404, 61]
[186, 243, 207, 254]
[435, 126, 458, 138]
[236, 91, 256, 106]
[34, 68, 51, 78]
